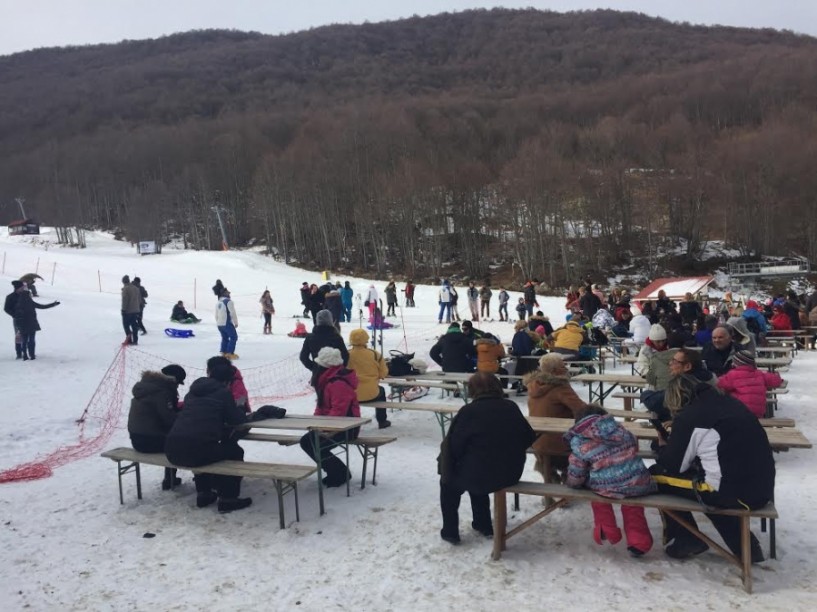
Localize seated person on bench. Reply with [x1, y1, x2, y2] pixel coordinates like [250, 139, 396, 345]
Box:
[550, 316, 585, 360]
[438, 372, 535, 544]
[649, 375, 774, 561]
[128, 365, 186, 490]
[164, 357, 252, 513]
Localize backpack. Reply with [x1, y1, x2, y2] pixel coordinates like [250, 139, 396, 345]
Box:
[387, 350, 418, 376]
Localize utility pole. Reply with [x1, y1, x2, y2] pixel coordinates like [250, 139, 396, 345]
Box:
[15, 197, 26, 219]
[212, 206, 229, 251]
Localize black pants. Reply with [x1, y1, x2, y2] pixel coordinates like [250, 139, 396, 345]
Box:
[499, 303, 508, 321]
[137, 308, 147, 333]
[481, 301, 490, 318]
[299, 428, 359, 485]
[19, 331, 36, 358]
[122, 313, 139, 344]
[263, 312, 272, 327]
[12, 321, 22, 358]
[657, 482, 763, 557]
[165, 437, 244, 498]
[387, 303, 396, 316]
[440, 479, 491, 537]
[368, 386, 388, 424]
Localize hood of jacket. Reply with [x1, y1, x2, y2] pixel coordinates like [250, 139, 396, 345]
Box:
[526, 370, 570, 390]
[349, 328, 370, 346]
[317, 365, 358, 390]
[187, 376, 229, 398]
[564, 414, 630, 448]
[132, 371, 177, 400]
[475, 337, 498, 347]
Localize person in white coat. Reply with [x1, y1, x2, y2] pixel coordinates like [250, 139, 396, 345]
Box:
[624, 313, 651, 354]
[365, 284, 379, 319]
[215, 289, 239, 359]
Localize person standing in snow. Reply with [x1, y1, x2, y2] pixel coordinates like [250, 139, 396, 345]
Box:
[497, 287, 509, 322]
[479, 284, 493, 320]
[466, 281, 480, 322]
[340, 281, 354, 322]
[403, 280, 416, 308]
[132, 277, 148, 335]
[4, 280, 25, 358]
[437, 280, 452, 324]
[13, 283, 59, 360]
[260, 290, 275, 334]
[299, 282, 311, 317]
[121, 275, 142, 346]
[365, 284, 379, 319]
[216, 288, 239, 359]
[384, 281, 398, 317]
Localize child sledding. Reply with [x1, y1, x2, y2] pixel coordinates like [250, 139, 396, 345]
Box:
[170, 301, 201, 324]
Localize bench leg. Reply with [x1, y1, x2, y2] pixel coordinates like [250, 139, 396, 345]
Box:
[344, 432, 351, 498]
[294, 482, 300, 523]
[741, 515, 753, 594]
[116, 460, 125, 505]
[360, 445, 369, 490]
[492, 491, 508, 560]
[770, 518, 776, 559]
[275, 480, 285, 530]
[135, 462, 143, 500]
[371, 447, 379, 487]
[513, 493, 520, 512]
[312, 431, 325, 516]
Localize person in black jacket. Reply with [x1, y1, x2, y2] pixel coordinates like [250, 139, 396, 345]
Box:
[438, 373, 536, 543]
[4, 280, 25, 359]
[649, 375, 774, 562]
[429, 322, 476, 373]
[128, 368, 185, 490]
[299, 310, 349, 385]
[323, 289, 343, 333]
[579, 286, 602, 319]
[13, 285, 59, 360]
[700, 326, 734, 376]
[165, 357, 251, 513]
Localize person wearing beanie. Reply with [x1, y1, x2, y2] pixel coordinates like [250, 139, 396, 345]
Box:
[347, 328, 390, 428]
[299, 347, 361, 487]
[299, 282, 311, 318]
[132, 277, 148, 335]
[165, 356, 251, 513]
[299, 310, 349, 385]
[121, 275, 141, 346]
[128, 367, 184, 490]
[4, 280, 26, 358]
[635, 324, 668, 378]
[430, 321, 476, 375]
[726, 316, 757, 354]
[717, 350, 782, 418]
[215, 288, 239, 359]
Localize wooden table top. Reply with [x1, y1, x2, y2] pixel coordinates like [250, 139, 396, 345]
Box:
[571, 373, 647, 386]
[245, 415, 371, 432]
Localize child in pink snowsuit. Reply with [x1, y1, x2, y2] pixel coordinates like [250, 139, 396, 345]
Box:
[564, 405, 656, 556]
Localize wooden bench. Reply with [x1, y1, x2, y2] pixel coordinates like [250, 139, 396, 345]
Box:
[100, 447, 316, 529]
[610, 391, 641, 412]
[243, 432, 397, 489]
[601, 407, 795, 428]
[364, 400, 460, 437]
[492, 481, 778, 594]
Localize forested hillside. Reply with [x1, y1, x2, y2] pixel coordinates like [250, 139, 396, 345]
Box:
[2, 8, 817, 284]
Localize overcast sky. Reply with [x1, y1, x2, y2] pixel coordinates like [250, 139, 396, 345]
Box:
[1, 0, 816, 57]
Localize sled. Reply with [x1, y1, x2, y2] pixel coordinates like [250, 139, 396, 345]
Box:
[164, 328, 195, 338]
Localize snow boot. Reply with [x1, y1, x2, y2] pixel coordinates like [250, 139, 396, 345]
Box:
[591, 502, 622, 545]
[218, 497, 253, 513]
[621, 504, 653, 555]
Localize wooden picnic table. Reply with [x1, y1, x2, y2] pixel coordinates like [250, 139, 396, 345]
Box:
[602, 407, 795, 428]
[243, 415, 371, 515]
[363, 400, 459, 438]
[755, 357, 792, 373]
[570, 373, 647, 404]
[757, 346, 795, 356]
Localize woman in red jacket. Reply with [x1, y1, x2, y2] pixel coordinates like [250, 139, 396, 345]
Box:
[717, 350, 782, 418]
[299, 347, 361, 487]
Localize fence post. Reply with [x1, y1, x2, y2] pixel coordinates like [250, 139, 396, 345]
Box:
[194, 278, 197, 309]
[1, 252, 5, 274]
[98, 270, 102, 293]
[35, 257, 40, 274]
[51, 262, 57, 286]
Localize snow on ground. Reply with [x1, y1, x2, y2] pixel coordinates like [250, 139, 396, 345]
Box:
[0, 229, 816, 611]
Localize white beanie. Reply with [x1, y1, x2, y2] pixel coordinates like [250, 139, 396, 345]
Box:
[648, 324, 667, 341]
[314, 347, 343, 368]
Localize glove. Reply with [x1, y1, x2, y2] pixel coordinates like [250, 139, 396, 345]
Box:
[54, 301, 60, 306]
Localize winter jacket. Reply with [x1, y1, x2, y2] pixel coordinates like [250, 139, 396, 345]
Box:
[700, 342, 734, 376]
[340, 287, 354, 308]
[783, 299, 802, 330]
[121, 283, 142, 314]
[475, 338, 506, 373]
[511, 328, 535, 357]
[527, 315, 553, 335]
[365, 286, 379, 305]
[171, 304, 191, 321]
[717, 365, 782, 418]
[551, 321, 585, 352]
[260, 295, 275, 315]
[13, 291, 58, 334]
[629, 315, 651, 344]
[526, 372, 586, 458]
[479, 287, 493, 302]
[523, 284, 537, 305]
[564, 414, 656, 499]
[127, 371, 179, 438]
[580, 292, 602, 318]
[438, 285, 452, 304]
[679, 300, 703, 325]
[347, 329, 388, 402]
[300, 286, 311, 307]
[742, 308, 767, 334]
[441, 396, 536, 495]
[645, 348, 679, 390]
[591, 309, 615, 330]
[384, 284, 398, 305]
[229, 367, 251, 413]
[770, 312, 792, 331]
[133, 283, 148, 308]
[299, 325, 349, 371]
[429, 329, 476, 373]
[314, 366, 361, 418]
[467, 286, 479, 303]
[655, 296, 677, 315]
[498, 290, 509, 305]
[655, 385, 775, 508]
[166, 377, 247, 449]
[323, 291, 343, 324]
[695, 328, 712, 346]
[215, 296, 238, 327]
[635, 338, 666, 378]
[4, 291, 19, 318]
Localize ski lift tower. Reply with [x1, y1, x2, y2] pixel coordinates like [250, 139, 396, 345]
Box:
[727, 257, 811, 292]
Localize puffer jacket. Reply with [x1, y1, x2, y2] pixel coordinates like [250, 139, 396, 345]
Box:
[564, 414, 656, 499]
[629, 314, 651, 344]
[526, 372, 586, 457]
[717, 365, 782, 418]
[127, 371, 179, 437]
[314, 366, 361, 418]
[475, 337, 506, 373]
[229, 367, 251, 413]
[215, 296, 238, 326]
[551, 321, 585, 352]
[347, 328, 388, 402]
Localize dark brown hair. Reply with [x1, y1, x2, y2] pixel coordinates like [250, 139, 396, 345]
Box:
[467, 372, 504, 400]
[574, 403, 607, 423]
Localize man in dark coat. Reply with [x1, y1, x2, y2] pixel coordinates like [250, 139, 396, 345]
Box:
[438, 373, 536, 543]
[579, 286, 602, 319]
[132, 277, 148, 334]
[13, 285, 59, 360]
[4, 280, 25, 359]
[429, 322, 476, 373]
[299, 282, 311, 317]
[700, 325, 734, 376]
[323, 290, 343, 333]
[121, 275, 141, 345]
[128, 368, 184, 489]
[299, 310, 349, 384]
[165, 357, 251, 513]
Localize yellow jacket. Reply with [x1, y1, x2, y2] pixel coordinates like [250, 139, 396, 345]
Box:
[347, 329, 388, 402]
[475, 338, 506, 373]
[551, 321, 585, 352]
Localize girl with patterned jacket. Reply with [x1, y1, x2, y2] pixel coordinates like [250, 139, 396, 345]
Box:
[564, 405, 656, 557]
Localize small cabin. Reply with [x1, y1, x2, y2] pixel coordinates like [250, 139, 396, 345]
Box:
[8, 219, 40, 235]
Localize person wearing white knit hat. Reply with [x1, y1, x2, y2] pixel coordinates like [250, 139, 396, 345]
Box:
[299, 346, 361, 487]
[635, 324, 668, 378]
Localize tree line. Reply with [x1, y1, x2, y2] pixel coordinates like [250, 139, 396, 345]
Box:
[2, 9, 817, 285]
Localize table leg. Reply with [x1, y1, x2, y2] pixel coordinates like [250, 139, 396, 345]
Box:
[344, 430, 351, 498]
[312, 430, 325, 516]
